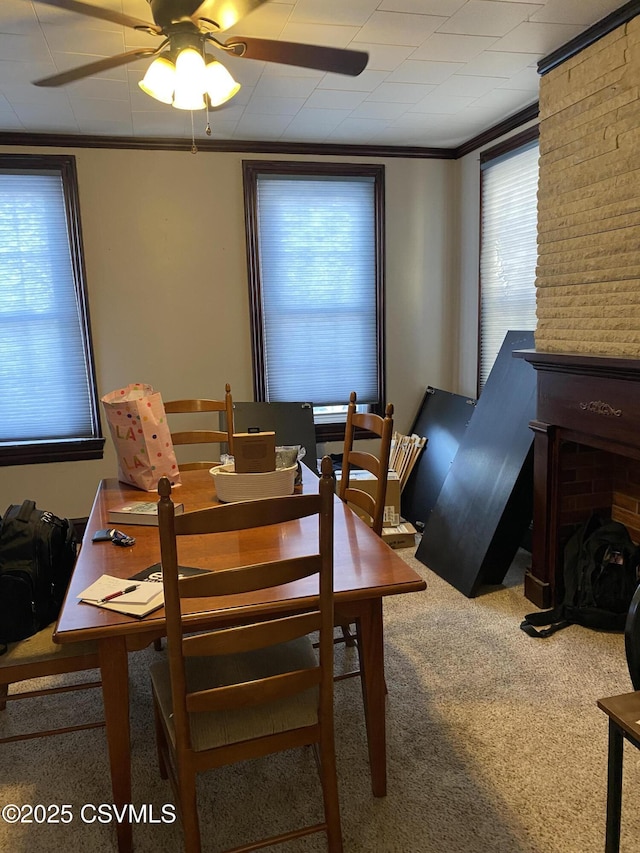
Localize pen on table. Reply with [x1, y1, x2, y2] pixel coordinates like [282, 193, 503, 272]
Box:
[100, 584, 139, 603]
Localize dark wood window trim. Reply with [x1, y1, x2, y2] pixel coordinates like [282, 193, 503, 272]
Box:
[243, 160, 386, 444]
[0, 153, 104, 466]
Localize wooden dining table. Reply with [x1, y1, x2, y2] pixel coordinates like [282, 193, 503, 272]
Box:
[54, 464, 427, 853]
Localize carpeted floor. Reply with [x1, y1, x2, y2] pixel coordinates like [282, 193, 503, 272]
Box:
[1, 546, 639, 853]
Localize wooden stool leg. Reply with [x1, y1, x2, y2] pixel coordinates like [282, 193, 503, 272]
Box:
[605, 719, 624, 853]
[0, 682, 8, 712]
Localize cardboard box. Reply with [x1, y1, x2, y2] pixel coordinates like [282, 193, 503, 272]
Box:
[233, 432, 276, 473]
[381, 522, 418, 549]
[335, 470, 401, 527]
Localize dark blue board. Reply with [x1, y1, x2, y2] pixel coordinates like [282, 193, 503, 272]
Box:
[415, 331, 536, 597]
[401, 387, 476, 528]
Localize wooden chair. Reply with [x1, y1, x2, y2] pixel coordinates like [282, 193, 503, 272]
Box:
[338, 391, 394, 537]
[0, 629, 103, 744]
[150, 456, 342, 853]
[165, 383, 234, 471]
[336, 391, 394, 662]
[597, 583, 640, 853]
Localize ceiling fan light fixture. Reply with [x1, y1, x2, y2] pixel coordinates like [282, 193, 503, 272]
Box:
[205, 60, 241, 108]
[172, 47, 206, 110]
[138, 55, 175, 104]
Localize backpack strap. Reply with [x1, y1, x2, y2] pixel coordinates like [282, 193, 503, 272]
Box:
[16, 500, 36, 523]
[520, 614, 572, 637]
[520, 604, 571, 637]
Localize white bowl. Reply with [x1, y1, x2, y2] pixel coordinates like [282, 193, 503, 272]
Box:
[209, 463, 297, 503]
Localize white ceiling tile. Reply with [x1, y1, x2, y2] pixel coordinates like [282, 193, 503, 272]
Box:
[65, 76, 131, 100]
[305, 89, 368, 109]
[283, 108, 347, 135]
[318, 69, 389, 92]
[0, 32, 51, 63]
[437, 1, 544, 37]
[461, 50, 539, 77]
[530, 0, 625, 26]
[71, 97, 133, 122]
[245, 95, 306, 114]
[379, 0, 467, 14]
[367, 81, 436, 103]
[235, 111, 295, 138]
[491, 21, 585, 53]
[354, 11, 447, 47]
[43, 27, 125, 57]
[328, 117, 390, 141]
[11, 99, 79, 130]
[469, 88, 538, 115]
[253, 75, 319, 98]
[386, 60, 462, 85]
[289, 0, 379, 27]
[410, 92, 476, 114]
[412, 32, 498, 62]
[435, 73, 511, 97]
[0, 1, 39, 34]
[498, 66, 540, 92]
[350, 100, 412, 120]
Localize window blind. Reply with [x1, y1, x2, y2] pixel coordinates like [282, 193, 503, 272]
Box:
[479, 141, 539, 389]
[0, 170, 95, 443]
[255, 174, 379, 407]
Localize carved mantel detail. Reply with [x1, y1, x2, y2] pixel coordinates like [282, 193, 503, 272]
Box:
[579, 400, 622, 417]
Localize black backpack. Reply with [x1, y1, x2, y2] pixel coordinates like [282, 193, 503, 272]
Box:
[521, 514, 640, 638]
[0, 500, 78, 651]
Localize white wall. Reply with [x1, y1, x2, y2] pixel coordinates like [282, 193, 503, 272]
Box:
[0, 145, 457, 517]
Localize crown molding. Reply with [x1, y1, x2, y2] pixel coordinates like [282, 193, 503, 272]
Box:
[538, 0, 640, 75]
[0, 131, 455, 160]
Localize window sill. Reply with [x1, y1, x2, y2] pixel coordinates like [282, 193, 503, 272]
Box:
[0, 437, 106, 467]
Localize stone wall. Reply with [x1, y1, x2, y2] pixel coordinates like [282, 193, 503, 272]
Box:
[535, 15, 640, 354]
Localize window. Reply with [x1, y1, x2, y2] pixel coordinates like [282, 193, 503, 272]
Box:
[479, 131, 539, 391]
[0, 154, 104, 466]
[243, 161, 385, 442]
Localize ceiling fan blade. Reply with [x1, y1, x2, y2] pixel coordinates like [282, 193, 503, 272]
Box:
[223, 37, 368, 76]
[33, 49, 159, 87]
[33, 0, 161, 32]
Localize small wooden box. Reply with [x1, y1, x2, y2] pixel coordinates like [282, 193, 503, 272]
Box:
[233, 432, 276, 473]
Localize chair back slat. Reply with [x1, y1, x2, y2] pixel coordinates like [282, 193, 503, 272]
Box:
[183, 612, 322, 658]
[165, 383, 234, 465]
[179, 556, 321, 598]
[625, 583, 640, 690]
[175, 493, 321, 536]
[338, 391, 394, 536]
[186, 667, 322, 714]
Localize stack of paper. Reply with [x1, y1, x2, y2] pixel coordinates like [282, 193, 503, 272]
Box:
[390, 431, 427, 491]
[78, 574, 164, 617]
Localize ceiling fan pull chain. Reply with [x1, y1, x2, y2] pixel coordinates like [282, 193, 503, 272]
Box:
[190, 111, 198, 154]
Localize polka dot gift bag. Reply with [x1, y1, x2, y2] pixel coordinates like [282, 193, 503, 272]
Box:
[101, 383, 182, 491]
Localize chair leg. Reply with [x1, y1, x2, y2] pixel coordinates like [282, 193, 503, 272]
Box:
[152, 698, 169, 780]
[0, 682, 8, 712]
[605, 719, 624, 853]
[154, 639, 163, 652]
[318, 732, 343, 853]
[178, 770, 201, 853]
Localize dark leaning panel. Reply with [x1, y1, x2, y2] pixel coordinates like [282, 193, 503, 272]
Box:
[416, 330, 536, 597]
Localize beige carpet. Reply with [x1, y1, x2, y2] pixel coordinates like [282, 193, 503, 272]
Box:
[2, 546, 640, 853]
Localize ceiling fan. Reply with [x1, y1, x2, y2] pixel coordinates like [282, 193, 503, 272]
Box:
[31, 0, 369, 110]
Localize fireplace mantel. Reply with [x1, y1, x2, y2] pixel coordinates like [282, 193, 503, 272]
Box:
[516, 349, 640, 608]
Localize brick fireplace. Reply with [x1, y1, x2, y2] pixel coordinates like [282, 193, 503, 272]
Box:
[522, 11, 640, 607]
[520, 350, 640, 607]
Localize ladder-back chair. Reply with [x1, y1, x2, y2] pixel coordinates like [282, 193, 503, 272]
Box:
[165, 383, 234, 471]
[150, 457, 342, 853]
